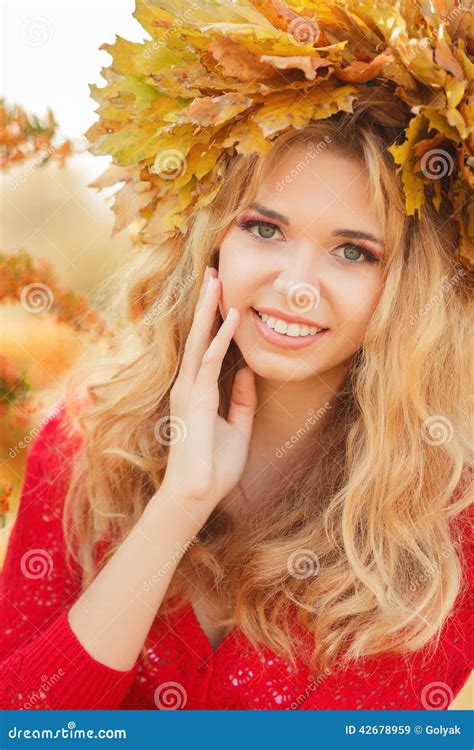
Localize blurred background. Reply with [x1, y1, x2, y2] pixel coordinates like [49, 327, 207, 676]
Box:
[1, 0, 472, 708]
[1, 1, 143, 552]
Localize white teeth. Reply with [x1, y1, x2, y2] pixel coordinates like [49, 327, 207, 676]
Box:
[256, 310, 323, 337]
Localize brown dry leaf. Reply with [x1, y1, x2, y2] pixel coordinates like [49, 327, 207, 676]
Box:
[209, 37, 276, 82]
[112, 180, 155, 236]
[434, 26, 465, 79]
[188, 93, 254, 127]
[333, 51, 394, 83]
[85, 0, 472, 270]
[260, 54, 333, 80]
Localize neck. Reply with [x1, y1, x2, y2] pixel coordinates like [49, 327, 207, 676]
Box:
[221, 361, 350, 519]
[249, 361, 349, 465]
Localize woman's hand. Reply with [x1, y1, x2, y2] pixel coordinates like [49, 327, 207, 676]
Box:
[160, 266, 257, 509]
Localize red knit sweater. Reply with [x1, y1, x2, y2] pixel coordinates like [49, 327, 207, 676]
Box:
[0, 403, 472, 710]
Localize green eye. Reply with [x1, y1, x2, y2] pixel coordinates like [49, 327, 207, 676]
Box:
[335, 242, 379, 264]
[343, 245, 364, 261]
[255, 223, 276, 239]
[237, 219, 282, 242]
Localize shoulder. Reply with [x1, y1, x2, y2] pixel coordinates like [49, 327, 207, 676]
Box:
[18, 390, 90, 520]
[26, 386, 92, 468]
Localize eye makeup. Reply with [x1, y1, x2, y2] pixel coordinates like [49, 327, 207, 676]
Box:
[235, 211, 384, 265]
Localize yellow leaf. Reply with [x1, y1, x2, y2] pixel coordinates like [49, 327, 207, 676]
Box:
[188, 93, 253, 127]
[389, 113, 428, 216]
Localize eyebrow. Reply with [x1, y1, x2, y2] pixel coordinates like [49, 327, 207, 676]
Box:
[248, 202, 384, 246]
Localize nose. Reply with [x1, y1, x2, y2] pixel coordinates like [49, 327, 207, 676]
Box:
[273, 238, 323, 314]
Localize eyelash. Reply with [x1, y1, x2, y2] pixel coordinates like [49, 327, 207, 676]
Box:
[236, 218, 381, 264]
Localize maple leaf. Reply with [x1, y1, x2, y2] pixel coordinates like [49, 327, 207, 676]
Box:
[84, 0, 473, 271]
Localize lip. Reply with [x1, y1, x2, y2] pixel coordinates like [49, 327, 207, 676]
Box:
[251, 307, 329, 350]
[254, 306, 325, 329]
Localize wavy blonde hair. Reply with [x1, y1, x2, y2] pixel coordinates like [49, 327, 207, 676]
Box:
[62, 89, 473, 674]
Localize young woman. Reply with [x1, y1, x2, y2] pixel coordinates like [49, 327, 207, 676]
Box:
[1, 94, 473, 709]
[0, 88, 472, 712]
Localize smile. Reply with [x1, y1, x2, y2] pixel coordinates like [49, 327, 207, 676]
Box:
[251, 308, 329, 350]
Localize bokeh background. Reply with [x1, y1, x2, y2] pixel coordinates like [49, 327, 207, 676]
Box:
[1, 0, 472, 708]
[1, 0, 142, 548]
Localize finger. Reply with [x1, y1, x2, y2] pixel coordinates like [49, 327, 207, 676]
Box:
[226, 366, 257, 441]
[181, 275, 222, 384]
[198, 265, 218, 300]
[196, 265, 212, 307]
[194, 307, 240, 397]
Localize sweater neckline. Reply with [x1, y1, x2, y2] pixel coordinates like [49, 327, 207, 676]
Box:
[173, 600, 238, 660]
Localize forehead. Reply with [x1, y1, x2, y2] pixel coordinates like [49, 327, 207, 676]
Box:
[256, 145, 384, 235]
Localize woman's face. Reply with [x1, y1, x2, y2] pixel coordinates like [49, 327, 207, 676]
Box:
[217, 145, 387, 381]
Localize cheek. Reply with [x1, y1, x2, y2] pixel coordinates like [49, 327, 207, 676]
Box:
[218, 235, 261, 299]
[332, 273, 383, 331]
